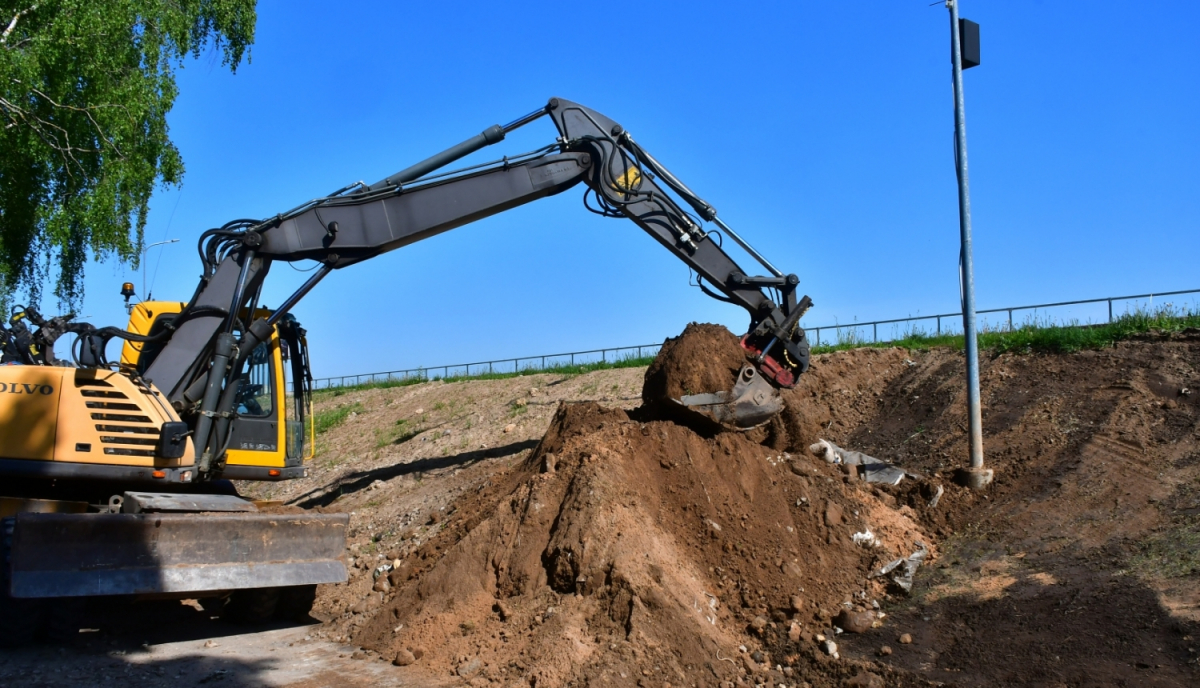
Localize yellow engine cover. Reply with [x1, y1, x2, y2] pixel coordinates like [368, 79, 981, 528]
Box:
[0, 366, 193, 467]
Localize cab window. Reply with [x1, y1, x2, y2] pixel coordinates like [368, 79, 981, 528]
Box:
[236, 340, 274, 417]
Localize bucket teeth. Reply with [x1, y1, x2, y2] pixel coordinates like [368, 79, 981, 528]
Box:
[676, 365, 783, 430]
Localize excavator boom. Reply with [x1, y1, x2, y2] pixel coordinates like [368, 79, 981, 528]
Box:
[133, 98, 812, 466]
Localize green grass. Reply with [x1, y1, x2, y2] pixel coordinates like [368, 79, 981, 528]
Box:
[1126, 514, 1200, 579]
[374, 417, 423, 448]
[313, 401, 364, 434]
[311, 307, 1198, 398]
[810, 306, 1200, 356]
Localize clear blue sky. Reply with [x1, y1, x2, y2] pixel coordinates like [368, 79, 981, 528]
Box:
[70, 0, 1198, 377]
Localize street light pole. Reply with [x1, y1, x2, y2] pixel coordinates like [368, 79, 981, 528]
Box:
[947, 0, 991, 489]
[141, 238, 180, 301]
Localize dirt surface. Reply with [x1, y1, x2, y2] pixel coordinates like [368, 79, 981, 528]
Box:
[346, 400, 930, 686]
[0, 599, 402, 687]
[825, 333, 1200, 687]
[4, 325, 1199, 686]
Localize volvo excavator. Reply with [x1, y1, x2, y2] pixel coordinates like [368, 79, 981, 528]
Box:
[0, 98, 813, 639]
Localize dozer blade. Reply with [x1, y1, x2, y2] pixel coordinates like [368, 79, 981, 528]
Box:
[676, 364, 784, 430]
[8, 511, 348, 598]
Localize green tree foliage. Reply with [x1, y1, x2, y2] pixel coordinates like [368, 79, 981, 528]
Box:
[0, 1, 255, 307]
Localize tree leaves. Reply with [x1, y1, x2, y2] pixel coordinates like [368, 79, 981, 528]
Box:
[0, 0, 256, 307]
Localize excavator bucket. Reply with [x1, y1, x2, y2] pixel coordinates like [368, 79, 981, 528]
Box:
[675, 365, 784, 430]
[8, 511, 348, 598]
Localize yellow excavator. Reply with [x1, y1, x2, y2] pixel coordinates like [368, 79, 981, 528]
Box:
[0, 97, 813, 641]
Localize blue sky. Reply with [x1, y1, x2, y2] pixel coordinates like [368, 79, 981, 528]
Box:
[72, 0, 1198, 378]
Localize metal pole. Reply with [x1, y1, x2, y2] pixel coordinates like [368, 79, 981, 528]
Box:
[140, 238, 180, 300]
[1108, 299, 1112, 323]
[948, 0, 990, 488]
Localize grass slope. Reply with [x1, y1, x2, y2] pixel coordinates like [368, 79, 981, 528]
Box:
[315, 307, 1199, 398]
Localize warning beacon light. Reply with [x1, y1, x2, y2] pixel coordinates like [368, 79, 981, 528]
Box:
[121, 282, 136, 313]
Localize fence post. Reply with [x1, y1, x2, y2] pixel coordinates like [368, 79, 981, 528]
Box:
[571, 353, 574, 365]
[1008, 309, 1013, 331]
[937, 316, 941, 335]
[1108, 299, 1112, 323]
[873, 323, 877, 343]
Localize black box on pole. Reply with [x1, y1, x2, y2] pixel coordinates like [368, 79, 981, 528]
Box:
[959, 18, 980, 69]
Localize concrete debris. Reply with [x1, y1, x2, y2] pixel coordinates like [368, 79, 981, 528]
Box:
[928, 484, 944, 508]
[808, 439, 909, 485]
[821, 639, 839, 658]
[872, 542, 929, 593]
[456, 657, 483, 677]
[852, 529, 879, 548]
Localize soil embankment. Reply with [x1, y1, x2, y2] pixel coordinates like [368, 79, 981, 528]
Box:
[270, 325, 1200, 686]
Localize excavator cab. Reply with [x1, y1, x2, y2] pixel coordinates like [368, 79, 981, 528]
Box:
[120, 303, 315, 480]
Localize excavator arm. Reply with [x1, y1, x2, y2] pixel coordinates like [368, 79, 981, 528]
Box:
[115, 98, 813, 478]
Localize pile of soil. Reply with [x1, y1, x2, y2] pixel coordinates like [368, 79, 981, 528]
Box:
[335, 325, 935, 686]
[642, 322, 749, 406]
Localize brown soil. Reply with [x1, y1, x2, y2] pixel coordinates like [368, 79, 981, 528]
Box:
[240, 326, 1200, 687]
[642, 322, 749, 406]
[350, 400, 930, 686]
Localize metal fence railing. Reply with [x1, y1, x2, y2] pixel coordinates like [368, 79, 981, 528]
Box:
[805, 287, 1200, 347]
[312, 287, 1199, 390]
[313, 343, 662, 390]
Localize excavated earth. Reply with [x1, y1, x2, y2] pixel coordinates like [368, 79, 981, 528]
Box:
[264, 323, 1200, 687]
[5, 323, 1196, 687]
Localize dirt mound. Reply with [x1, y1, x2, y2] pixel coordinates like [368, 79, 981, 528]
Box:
[347, 399, 932, 686]
[297, 326, 1200, 687]
[642, 322, 748, 407]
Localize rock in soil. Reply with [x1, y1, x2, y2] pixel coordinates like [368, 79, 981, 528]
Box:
[392, 649, 416, 666]
[834, 609, 875, 634]
[845, 670, 885, 688]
